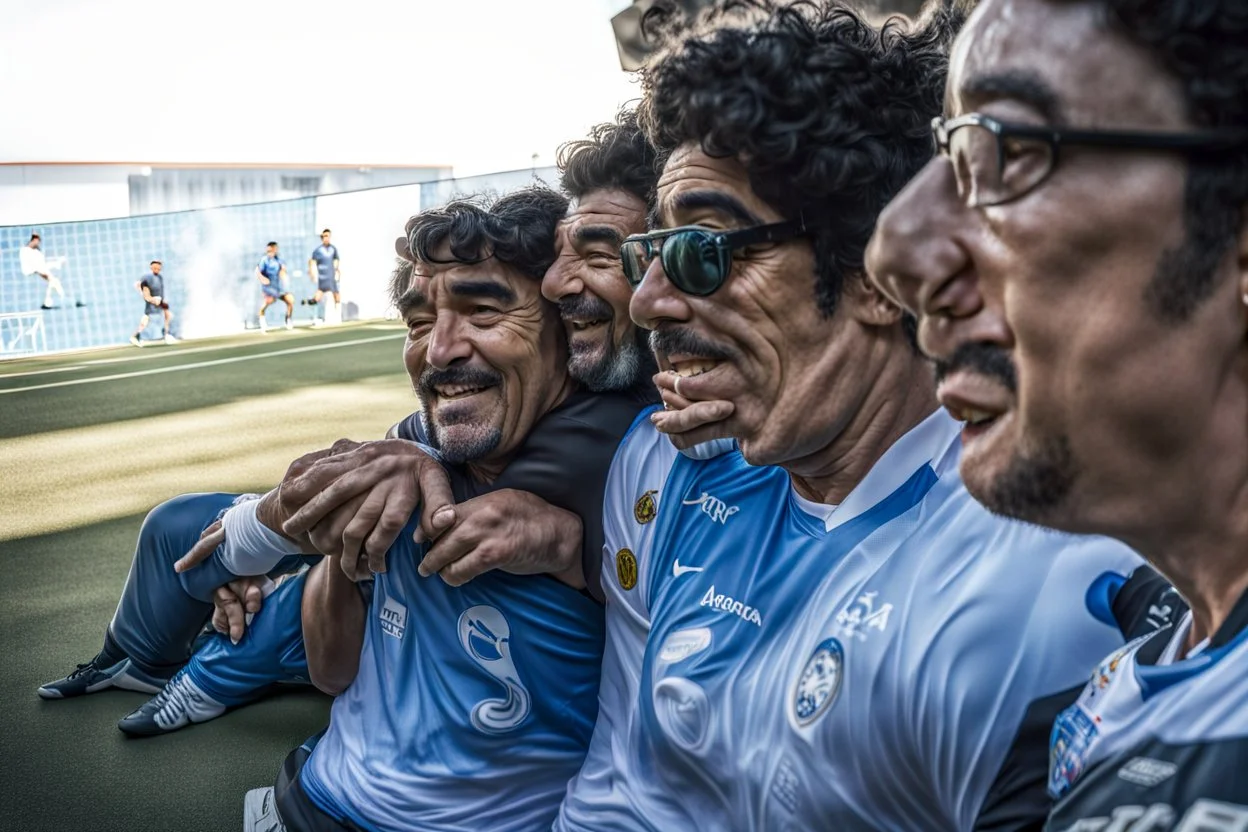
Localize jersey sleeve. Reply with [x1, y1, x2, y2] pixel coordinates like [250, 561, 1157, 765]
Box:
[907, 529, 1141, 831]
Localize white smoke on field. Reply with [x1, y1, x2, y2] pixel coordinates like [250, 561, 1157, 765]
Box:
[172, 208, 253, 339]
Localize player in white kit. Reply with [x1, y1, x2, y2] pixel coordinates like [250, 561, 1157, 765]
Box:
[866, 0, 1248, 825]
[553, 3, 1147, 829]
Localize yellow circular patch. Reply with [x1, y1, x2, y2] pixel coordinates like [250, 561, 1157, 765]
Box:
[616, 548, 638, 591]
[634, 490, 658, 525]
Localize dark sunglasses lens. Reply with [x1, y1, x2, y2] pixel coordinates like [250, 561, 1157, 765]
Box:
[663, 231, 724, 296]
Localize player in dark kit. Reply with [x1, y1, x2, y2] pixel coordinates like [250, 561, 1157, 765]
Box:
[130, 260, 175, 347]
[256, 241, 294, 332]
[303, 229, 341, 326]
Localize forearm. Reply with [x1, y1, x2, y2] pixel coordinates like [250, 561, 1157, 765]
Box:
[302, 557, 368, 695]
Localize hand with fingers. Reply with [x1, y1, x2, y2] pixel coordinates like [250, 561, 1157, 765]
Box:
[212, 576, 270, 644]
[277, 439, 457, 581]
[416, 489, 585, 589]
[649, 370, 735, 450]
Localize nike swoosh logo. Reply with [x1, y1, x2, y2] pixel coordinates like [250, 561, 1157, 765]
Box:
[673, 560, 705, 578]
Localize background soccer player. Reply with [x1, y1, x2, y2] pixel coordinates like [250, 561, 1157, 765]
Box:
[256, 240, 294, 331]
[867, 0, 1248, 821]
[18, 232, 70, 309]
[304, 228, 341, 326]
[130, 260, 175, 346]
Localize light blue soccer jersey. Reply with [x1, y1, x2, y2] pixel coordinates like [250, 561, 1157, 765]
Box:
[310, 245, 338, 279]
[258, 255, 285, 285]
[300, 515, 605, 832]
[558, 409, 1143, 831]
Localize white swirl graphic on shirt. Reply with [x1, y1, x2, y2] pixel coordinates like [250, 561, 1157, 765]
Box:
[457, 605, 531, 734]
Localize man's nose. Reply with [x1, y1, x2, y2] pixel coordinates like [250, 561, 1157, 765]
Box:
[426, 315, 472, 370]
[867, 160, 990, 360]
[629, 256, 690, 331]
[541, 255, 582, 304]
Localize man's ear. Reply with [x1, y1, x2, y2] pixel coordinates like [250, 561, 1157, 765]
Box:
[842, 271, 905, 328]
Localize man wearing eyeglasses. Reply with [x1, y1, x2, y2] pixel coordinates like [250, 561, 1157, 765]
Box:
[866, 0, 1248, 825]
[555, 3, 1142, 830]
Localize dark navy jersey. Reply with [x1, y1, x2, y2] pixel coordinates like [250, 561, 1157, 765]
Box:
[1047, 589, 1248, 831]
[141, 271, 164, 300]
[395, 387, 654, 601]
[310, 245, 339, 280]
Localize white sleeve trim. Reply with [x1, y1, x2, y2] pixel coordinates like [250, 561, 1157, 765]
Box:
[218, 497, 303, 576]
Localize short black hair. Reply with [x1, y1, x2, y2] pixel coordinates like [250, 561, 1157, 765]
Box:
[639, 0, 964, 317]
[321, 228, 331, 234]
[29, 233, 40, 241]
[266, 241, 278, 247]
[401, 186, 569, 298]
[558, 108, 659, 205]
[150, 260, 162, 266]
[1068, 0, 1248, 323]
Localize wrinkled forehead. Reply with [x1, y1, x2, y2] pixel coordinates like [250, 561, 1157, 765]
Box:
[951, 0, 1187, 128]
[561, 189, 649, 239]
[654, 143, 779, 228]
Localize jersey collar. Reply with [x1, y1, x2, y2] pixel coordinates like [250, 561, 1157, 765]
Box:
[812, 408, 959, 533]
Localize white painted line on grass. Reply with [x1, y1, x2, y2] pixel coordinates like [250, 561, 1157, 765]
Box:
[0, 333, 405, 395]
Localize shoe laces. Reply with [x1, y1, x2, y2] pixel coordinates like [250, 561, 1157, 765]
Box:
[67, 660, 102, 680]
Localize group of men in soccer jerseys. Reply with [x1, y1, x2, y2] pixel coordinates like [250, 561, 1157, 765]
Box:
[256, 233, 341, 333]
[37, 0, 1248, 828]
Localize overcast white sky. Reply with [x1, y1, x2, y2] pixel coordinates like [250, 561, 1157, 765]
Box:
[2, 0, 639, 176]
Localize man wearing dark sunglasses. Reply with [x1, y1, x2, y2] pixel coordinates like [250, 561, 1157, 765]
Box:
[866, 0, 1248, 825]
[556, 3, 1143, 831]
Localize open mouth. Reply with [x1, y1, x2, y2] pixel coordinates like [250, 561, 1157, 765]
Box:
[670, 358, 721, 379]
[936, 371, 1012, 442]
[434, 383, 493, 401]
[565, 317, 608, 333]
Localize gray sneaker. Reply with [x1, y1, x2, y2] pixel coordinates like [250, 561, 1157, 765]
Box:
[117, 670, 225, 736]
[243, 787, 286, 832]
[38, 655, 163, 699]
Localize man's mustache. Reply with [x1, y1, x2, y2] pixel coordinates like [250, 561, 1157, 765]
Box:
[417, 365, 503, 399]
[558, 294, 615, 322]
[649, 326, 736, 362]
[934, 342, 1017, 393]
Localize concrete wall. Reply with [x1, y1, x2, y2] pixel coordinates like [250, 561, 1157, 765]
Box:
[0, 165, 137, 226]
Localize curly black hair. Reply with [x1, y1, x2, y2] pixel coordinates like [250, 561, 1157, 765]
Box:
[557, 108, 659, 205]
[638, 0, 967, 316]
[1072, 0, 1248, 322]
[402, 186, 569, 286]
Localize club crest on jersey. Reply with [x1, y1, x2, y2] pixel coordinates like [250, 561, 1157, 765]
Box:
[380, 597, 408, 640]
[682, 490, 740, 524]
[793, 638, 844, 726]
[835, 591, 893, 641]
[634, 489, 658, 524]
[616, 548, 638, 591]
[1048, 705, 1099, 799]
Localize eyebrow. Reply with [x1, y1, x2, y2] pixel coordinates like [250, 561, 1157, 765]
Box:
[574, 225, 624, 248]
[396, 287, 426, 317]
[666, 190, 765, 229]
[449, 279, 516, 304]
[960, 70, 1065, 124]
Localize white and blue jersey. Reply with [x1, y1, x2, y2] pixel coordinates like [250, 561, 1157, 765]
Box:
[558, 409, 1143, 831]
[140, 271, 165, 312]
[300, 515, 606, 832]
[310, 244, 339, 291]
[258, 255, 286, 295]
[1047, 597, 1248, 830]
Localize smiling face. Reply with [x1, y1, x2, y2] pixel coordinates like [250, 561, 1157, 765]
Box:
[630, 143, 886, 466]
[542, 188, 653, 391]
[396, 249, 569, 468]
[866, 0, 1248, 537]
